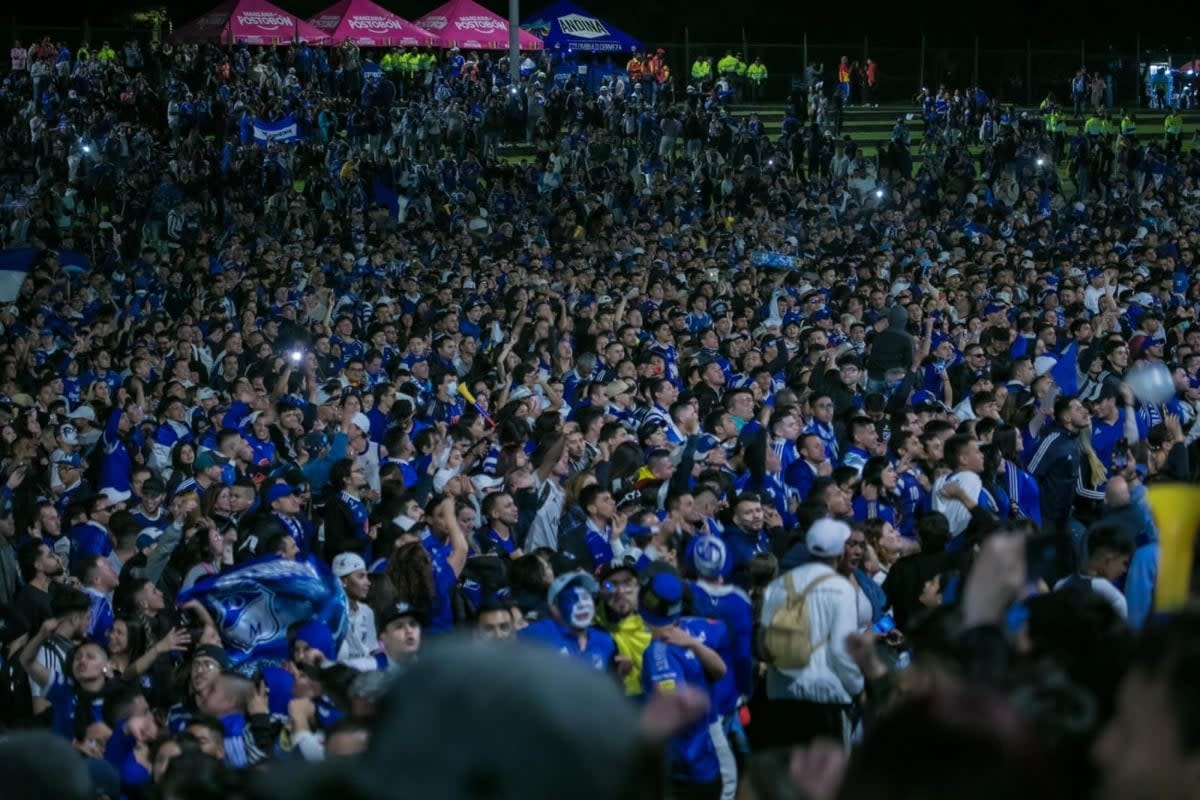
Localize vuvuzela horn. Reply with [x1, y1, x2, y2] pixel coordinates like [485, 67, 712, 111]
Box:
[1145, 484, 1200, 613]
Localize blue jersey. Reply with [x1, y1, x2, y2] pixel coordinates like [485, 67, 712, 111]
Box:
[687, 583, 754, 712]
[851, 495, 897, 527]
[677, 617, 732, 713]
[642, 637, 721, 784]
[519, 618, 616, 672]
[895, 469, 927, 539]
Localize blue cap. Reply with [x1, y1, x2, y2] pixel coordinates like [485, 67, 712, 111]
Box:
[688, 535, 729, 579]
[639, 571, 684, 627]
[53, 453, 82, 468]
[266, 483, 296, 504]
[810, 308, 832, 322]
[293, 620, 336, 662]
[910, 390, 939, 408]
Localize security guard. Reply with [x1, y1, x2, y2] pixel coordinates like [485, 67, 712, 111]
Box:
[1084, 109, 1104, 138]
[691, 56, 711, 88]
[717, 50, 739, 79]
[1164, 106, 1184, 154]
[1120, 110, 1137, 137]
[747, 57, 768, 102]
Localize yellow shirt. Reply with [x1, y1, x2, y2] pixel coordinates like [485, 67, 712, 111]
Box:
[606, 612, 652, 696]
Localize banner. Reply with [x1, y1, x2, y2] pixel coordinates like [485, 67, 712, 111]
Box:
[0, 248, 36, 302]
[177, 555, 348, 667]
[252, 114, 302, 145]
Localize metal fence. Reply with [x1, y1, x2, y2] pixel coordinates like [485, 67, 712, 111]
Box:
[652, 35, 1195, 108]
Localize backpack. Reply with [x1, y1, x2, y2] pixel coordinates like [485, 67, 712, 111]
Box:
[759, 572, 839, 670]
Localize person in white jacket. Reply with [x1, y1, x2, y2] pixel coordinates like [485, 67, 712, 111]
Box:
[755, 518, 864, 749]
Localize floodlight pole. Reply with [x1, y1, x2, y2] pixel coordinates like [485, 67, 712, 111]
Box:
[509, 0, 520, 88]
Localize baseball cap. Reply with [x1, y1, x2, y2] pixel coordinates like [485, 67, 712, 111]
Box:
[67, 406, 96, 422]
[350, 412, 371, 433]
[57, 424, 78, 445]
[195, 451, 228, 471]
[135, 527, 163, 551]
[301, 431, 329, 455]
[196, 387, 218, 402]
[1033, 356, 1057, 378]
[266, 483, 297, 504]
[141, 476, 166, 496]
[378, 601, 426, 629]
[99, 487, 131, 506]
[605, 380, 632, 399]
[52, 452, 82, 468]
[332, 552, 367, 578]
[806, 518, 852, 558]
[688, 535, 728, 579]
[639, 570, 684, 627]
[546, 572, 598, 607]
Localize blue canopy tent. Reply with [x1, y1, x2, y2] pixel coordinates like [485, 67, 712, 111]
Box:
[522, 0, 643, 91]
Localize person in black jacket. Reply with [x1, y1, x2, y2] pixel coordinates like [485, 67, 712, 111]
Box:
[322, 459, 373, 561]
[865, 304, 914, 393]
[1027, 396, 1093, 577]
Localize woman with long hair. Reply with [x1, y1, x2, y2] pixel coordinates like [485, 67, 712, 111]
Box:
[164, 440, 197, 490]
[853, 456, 900, 528]
[372, 541, 439, 624]
[172, 521, 227, 591]
[199, 483, 235, 534]
[993, 424, 1042, 523]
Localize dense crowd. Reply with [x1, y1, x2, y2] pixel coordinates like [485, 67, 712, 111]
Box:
[0, 30, 1198, 800]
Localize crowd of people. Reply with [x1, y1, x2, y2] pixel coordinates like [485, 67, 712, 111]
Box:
[0, 28, 1198, 800]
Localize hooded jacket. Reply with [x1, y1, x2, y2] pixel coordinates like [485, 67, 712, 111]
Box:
[865, 305, 915, 380]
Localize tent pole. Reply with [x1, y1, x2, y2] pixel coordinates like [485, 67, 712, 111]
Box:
[508, 0, 520, 87]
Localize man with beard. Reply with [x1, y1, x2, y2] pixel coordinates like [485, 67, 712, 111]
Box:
[520, 572, 616, 673]
[599, 558, 650, 696]
[12, 540, 66, 636]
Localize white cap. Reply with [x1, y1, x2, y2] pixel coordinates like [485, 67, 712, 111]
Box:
[331, 552, 367, 578]
[196, 387, 218, 402]
[471, 473, 504, 493]
[351, 412, 371, 433]
[67, 405, 96, 422]
[1034, 356, 1058, 378]
[433, 466, 461, 494]
[100, 487, 132, 506]
[806, 517, 852, 558]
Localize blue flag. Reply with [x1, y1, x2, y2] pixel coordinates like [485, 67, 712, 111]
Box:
[1051, 341, 1079, 397]
[0, 247, 36, 302]
[252, 114, 302, 146]
[177, 555, 348, 668]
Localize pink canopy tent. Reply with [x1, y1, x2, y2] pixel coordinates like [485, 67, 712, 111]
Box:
[172, 0, 329, 46]
[310, 0, 443, 47]
[414, 0, 543, 50]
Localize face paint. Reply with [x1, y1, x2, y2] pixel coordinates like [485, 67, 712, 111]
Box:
[557, 585, 595, 630]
